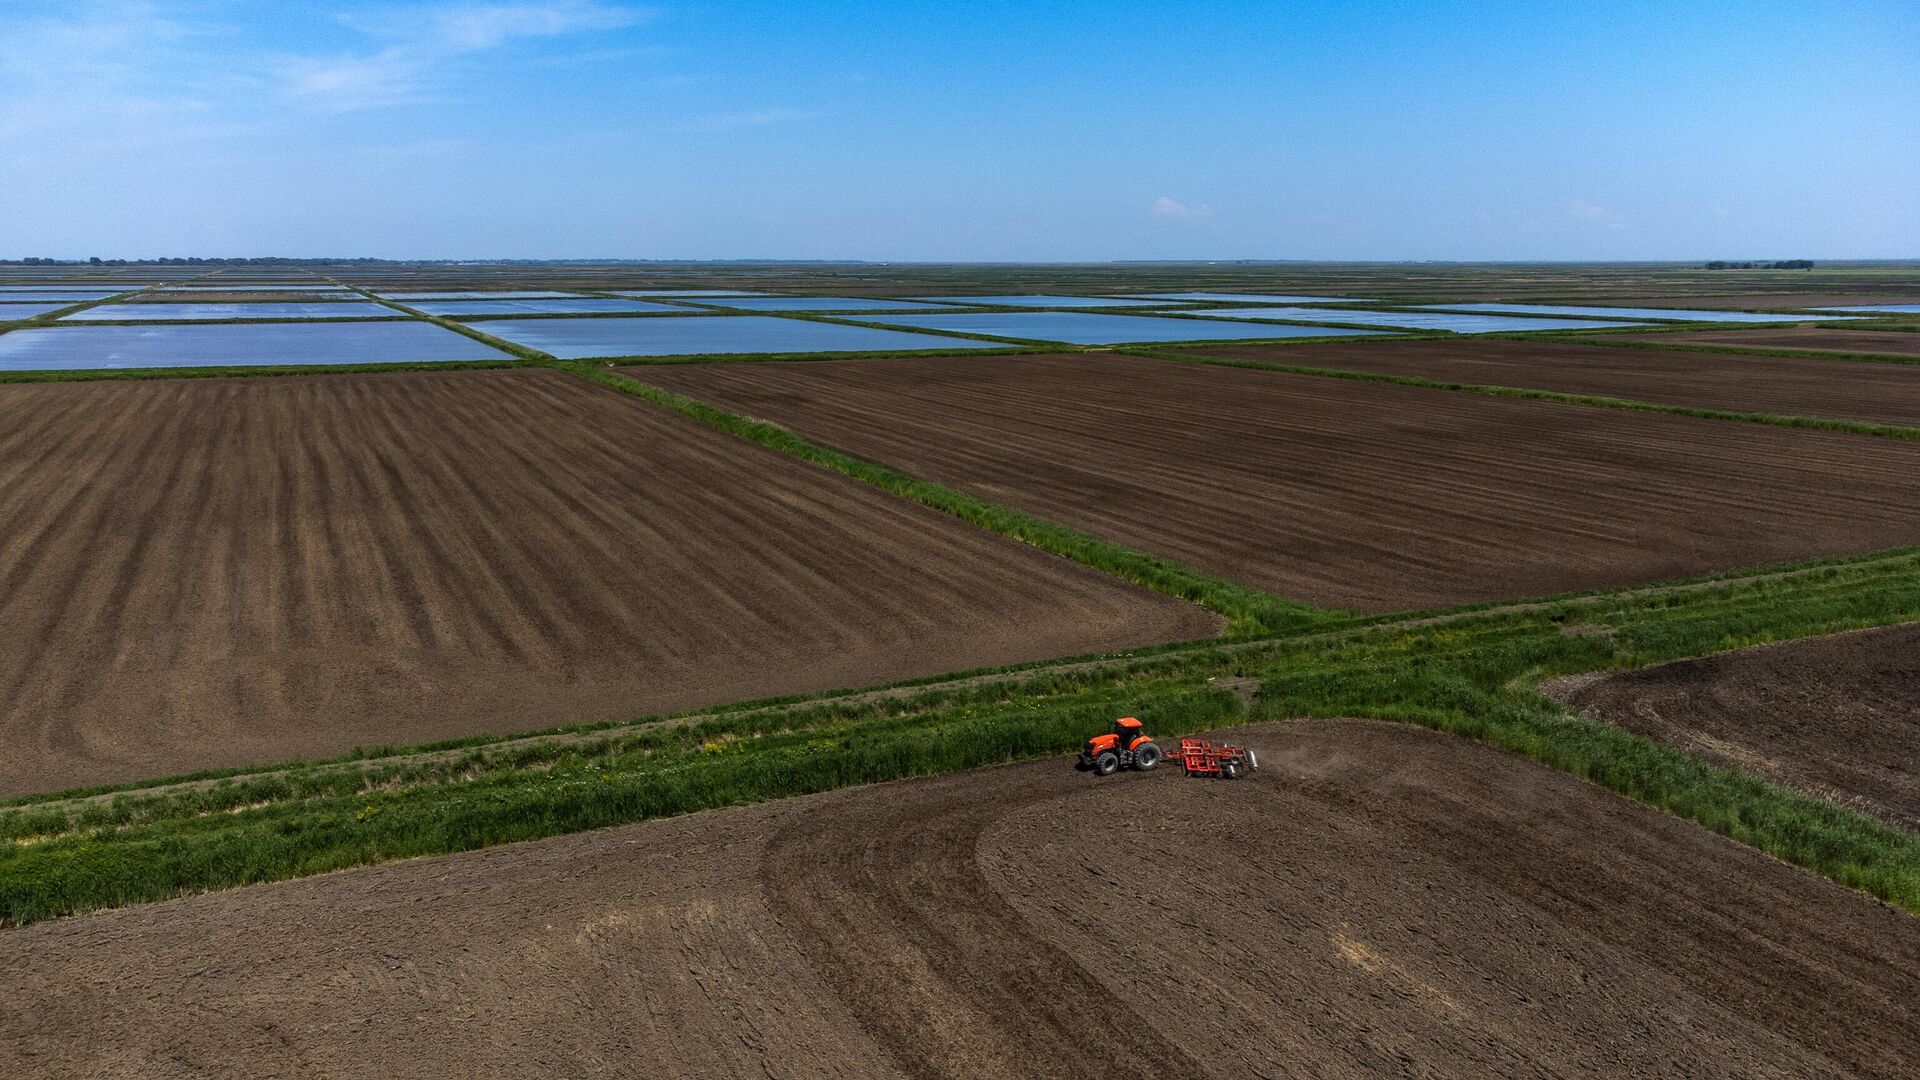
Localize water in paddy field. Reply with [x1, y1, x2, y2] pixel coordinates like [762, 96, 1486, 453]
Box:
[62, 302, 399, 322]
[1813, 304, 1920, 314]
[0, 290, 125, 302]
[411, 298, 691, 316]
[1423, 303, 1860, 323]
[0, 322, 513, 371]
[1, 304, 76, 320]
[607, 289, 771, 297]
[1185, 307, 1656, 334]
[702, 296, 963, 312]
[1126, 292, 1377, 304]
[164, 284, 350, 291]
[860, 311, 1393, 345]
[906, 295, 1174, 308]
[475, 314, 1007, 358]
[372, 291, 595, 300]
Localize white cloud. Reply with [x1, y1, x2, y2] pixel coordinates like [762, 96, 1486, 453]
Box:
[279, 47, 433, 112]
[692, 107, 822, 130]
[1569, 198, 1629, 231]
[1150, 196, 1213, 222]
[285, 1, 656, 110]
[342, 1, 653, 50]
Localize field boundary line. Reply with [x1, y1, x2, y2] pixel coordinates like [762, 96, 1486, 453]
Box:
[1133, 348, 1920, 440]
[565, 361, 1325, 636]
[1560, 332, 1920, 367]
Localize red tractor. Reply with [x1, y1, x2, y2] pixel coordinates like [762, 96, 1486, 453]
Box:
[1077, 716, 1163, 775]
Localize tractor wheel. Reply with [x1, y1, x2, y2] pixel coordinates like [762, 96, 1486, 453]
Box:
[1134, 742, 1162, 771]
[1093, 750, 1121, 776]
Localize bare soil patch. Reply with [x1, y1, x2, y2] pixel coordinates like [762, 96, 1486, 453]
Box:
[636, 353, 1920, 612]
[1196, 337, 1920, 427]
[1621, 327, 1920, 358]
[1607, 293, 1920, 310]
[1547, 623, 1920, 831]
[5, 719, 1915, 1079]
[0, 369, 1216, 796]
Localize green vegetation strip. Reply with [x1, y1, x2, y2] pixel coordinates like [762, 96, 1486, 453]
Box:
[1141, 348, 1920, 440]
[4, 548, 1919, 925]
[1565, 333, 1920, 367]
[0, 358, 526, 385]
[571, 362, 1322, 636]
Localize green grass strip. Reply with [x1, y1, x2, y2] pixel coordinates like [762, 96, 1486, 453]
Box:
[0, 358, 526, 385]
[1563, 332, 1920, 367]
[1144, 348, 1920, 440]
[570, 361, 1326, 636]
[6, 552, 1919, 925]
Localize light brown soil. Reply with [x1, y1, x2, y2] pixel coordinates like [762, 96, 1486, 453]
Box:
[1547, 623, 1920, 831]
[1194, 337, 1920, 427]
[635, 353, 1920, 612]
[0, 369, 1217, 796]
[5, 719, 1915, 1079]
[1623, 327, 1920, 358]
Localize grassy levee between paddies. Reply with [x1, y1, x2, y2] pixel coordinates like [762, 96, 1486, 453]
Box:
[1565, 332, 1920, 367]
[0, 358, 527, 385]
[0, 680, 1247, 926]
[572, 362, 1324, 637]
[5, 548, 1920, 925]
[1142, 349, 1920, 441]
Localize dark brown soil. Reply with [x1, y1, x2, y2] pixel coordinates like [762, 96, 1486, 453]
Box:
[1194, 337, 1920, 427]
[1623, 327, 1920, 358]
[635, 353, 1920, 612]
[1607, 293, 1920, 310]
[1547, 623, 1920, 831]
[0, 370, 1217, 796]
[6, 719, 1915, 1079]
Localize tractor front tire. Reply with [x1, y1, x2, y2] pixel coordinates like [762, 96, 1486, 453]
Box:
[1093, 751, 1121, 776]
[1134, 742, 1162, 771]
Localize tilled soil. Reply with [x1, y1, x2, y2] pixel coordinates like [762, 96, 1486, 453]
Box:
[0, 370, 1216, 796]
[1605, 293, 1920, 310]
[5, 719, 1916, 1079]
[1622, 327, 1920, 358]
[1547, 623, 1920, 831]
[635, 353, 1920, 611]
[1196, 337, 1920, 427]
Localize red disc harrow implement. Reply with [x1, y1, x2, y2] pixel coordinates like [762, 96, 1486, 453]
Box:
[1174, 737, 1260, 779]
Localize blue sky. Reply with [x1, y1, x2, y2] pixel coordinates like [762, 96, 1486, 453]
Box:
[2, 0, 1915, 260]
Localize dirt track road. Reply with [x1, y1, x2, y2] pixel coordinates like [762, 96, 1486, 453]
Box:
[6, 719, 1915, 1079]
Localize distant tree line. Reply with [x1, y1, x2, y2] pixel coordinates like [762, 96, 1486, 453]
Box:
[0, 256, 394, 266]
[1704, 260, 1814, 270]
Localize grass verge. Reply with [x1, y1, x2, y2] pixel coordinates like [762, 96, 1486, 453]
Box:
[4, 545, 1919, 925]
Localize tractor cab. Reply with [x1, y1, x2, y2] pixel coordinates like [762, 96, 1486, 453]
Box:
[1077, 716, 1162, 775]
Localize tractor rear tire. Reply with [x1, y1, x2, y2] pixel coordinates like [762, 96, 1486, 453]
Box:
[1134, 742, 1162, 771]
[1093, 751, 1121, 776]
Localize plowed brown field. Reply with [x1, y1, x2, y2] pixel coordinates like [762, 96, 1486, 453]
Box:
[1622, 327, 1920, 358]
[1549, 623, 1920, 832]
[6, 720, 1915, 1079]
[636, 353, 1920, 611]
[1193, 338, 1920, 427]
[1607, 293, 1920, 310]
[0, 370, 1217, 796]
